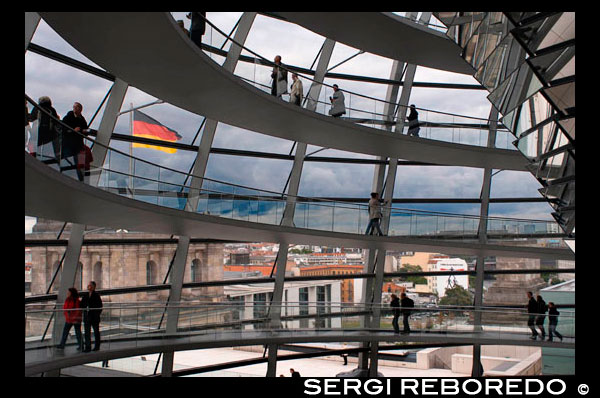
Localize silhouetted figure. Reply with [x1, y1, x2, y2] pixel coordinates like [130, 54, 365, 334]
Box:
[406, 104, 420, 137]
[57, 287, 83, 350]
[390, 294, 400, 334]
[62, 102, 89, 181]
[526, 291, 539, 339]
[535, 294, 547, 340]
[341, 354, 348, 365]
[290, 368, 301, 377]
[365, 192, 387, 236]
[400, 293, 414, 334]
[30, 96, 60, 160]
[187, 12, 206, 47]
[547, 302, 563, 342]
[81, 281, 103, 352]
[328, 84, 346, 117]
[271, 55, 288, 98]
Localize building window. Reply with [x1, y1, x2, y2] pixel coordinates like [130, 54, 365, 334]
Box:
[299, 287, 309, 328]
[146, 261, 158, 285]
[253, 293, 268, 327]
[191, 259, 201, 282]
[93, 262, 103, 289]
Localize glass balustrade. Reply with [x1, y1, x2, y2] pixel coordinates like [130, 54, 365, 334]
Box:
[25, 302, 575, 354]
[25, 95, 561, 239]
[195, 14, 514, 150]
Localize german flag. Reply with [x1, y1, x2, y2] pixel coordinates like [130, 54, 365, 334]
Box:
[132, 110, 183, 154]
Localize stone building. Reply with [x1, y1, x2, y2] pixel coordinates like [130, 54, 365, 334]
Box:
[26, 219, 225, 302]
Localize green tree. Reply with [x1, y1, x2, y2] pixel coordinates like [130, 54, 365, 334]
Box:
[399, 264, 427, 285]
[439, 285, 473, 306]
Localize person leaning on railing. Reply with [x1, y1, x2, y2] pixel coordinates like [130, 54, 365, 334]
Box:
[62, 102, 90, 182]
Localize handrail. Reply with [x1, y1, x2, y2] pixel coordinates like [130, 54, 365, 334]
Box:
[24, 303, 576, 317]
[197, 13, 500, 124]
[25, 94, 558, 230]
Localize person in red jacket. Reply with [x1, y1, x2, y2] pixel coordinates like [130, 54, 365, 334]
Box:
[57, 287, 83, 350]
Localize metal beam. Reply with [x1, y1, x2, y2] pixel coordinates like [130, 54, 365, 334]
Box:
[47, 223, 85, 377]
[89, 78, 128, 187]
[281, 38, 335, 226]
[266, 243, 290, 377]
[160, 236, 191, 377]
[185, 12, 257, 213]
[25, 12, 41, 51]
[472, 106, 498, 377]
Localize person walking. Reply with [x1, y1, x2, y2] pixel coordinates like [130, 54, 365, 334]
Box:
[57, 287, 83, 350]
[365, 192, 387, 236]
[406, 104, 420, 137]
[535, 294, 547, 340]
[290, 73, 303, 106]
[271, 55, 288, 98]
[547, 302, 563, 342]
[526, 291, 539, 339]
[81, 281, 103, 352]
[186, 12, 206, 47]
[390, 293, 400, 334]
[328, 84, 346, 117]
[400, 292, 414, 334]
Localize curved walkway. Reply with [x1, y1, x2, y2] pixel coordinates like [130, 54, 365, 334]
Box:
[38, 12, 527, 171]
[25, 153, 574, 261]
[24, 328, 574, 376]
[269, 12, 474, 75]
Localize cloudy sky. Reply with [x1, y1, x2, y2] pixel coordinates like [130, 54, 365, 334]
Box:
[25, 12, 555, 233]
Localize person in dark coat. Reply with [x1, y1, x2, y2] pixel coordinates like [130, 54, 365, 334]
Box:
[271, 55, 288, 98]
[526, 291, 539, 339]
[390, 294, 400, 334]
[30, 96, 60, 160]
[81, 281, 103, 352]
[289, 368, 301, 377]
[547, 302, 563, 342]
[406, 104, 420, 137]
[400, 292, 414, 334]
[535, 294, 547, 340]
[187, 12, 206, 48]
[62, 102, 89, 181]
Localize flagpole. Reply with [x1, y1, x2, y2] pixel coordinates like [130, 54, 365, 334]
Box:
[129, 102, 134, 198]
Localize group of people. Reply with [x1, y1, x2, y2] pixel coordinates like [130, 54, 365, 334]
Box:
[57, 281, 103, 352]
[270, 56, 346, 117]
[269, 57, 424, 132]
[25, 96, 93, 182]
[526, 291, 563, 341]
[390, 292, 415, 334]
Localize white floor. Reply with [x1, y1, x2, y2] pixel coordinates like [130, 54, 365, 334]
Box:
[86, 346, 469, 377]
